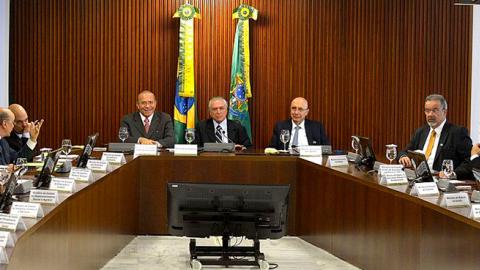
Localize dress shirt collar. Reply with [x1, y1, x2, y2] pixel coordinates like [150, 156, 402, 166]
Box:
[291, 120, 306, 129]
[139, 113, 154, 125]
[430, 119, 447, 135]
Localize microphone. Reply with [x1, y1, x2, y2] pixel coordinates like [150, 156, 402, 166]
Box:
[221, 130, 235, 144]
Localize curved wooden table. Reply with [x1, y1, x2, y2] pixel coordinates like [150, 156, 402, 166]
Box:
[3, 153, 480, 270]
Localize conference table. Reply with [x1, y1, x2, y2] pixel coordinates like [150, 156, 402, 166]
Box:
[2, 151, 480, 270]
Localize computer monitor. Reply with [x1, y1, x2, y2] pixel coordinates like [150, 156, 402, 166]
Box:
[168, 182, 290, 239]
[406, 150, 434, 182]
[77, 133, 99, 168]
[352, 135, 376, 169]
[34, 149, 62, 188]
[167, 182, 290, 268]
[0, 166, 28, 212]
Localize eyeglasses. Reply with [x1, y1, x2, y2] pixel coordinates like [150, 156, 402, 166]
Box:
[14, 119, 29, 125]
[424, 108, 444, 114]
[291, 107, 308, 113]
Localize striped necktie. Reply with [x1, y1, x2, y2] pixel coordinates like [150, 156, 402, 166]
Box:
[215, 125, 224, 143]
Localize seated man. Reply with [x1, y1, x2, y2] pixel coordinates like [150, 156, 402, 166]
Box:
[120, 90, 174, 148]
[451, 143, 480, 179]
[269, 97, 330, 150]
[398, 94, 472, 172]
[5, 104, 32, 151]
[0, 108, 43, 165]
[196, 97, 252, 148]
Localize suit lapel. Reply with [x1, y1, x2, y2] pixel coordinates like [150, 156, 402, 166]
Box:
[206, 119, 216, 142]
[304, 120, 313, 144]
[148, 113, 160, 137]
[419, 126, 430, 149]
[133, 113, 147, 137]
[433, 122, 450, 164]
[227, 120, 235, 142]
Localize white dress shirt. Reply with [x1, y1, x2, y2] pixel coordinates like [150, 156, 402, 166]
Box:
[289, 120, 309, 148]
[214, 119, 228, 143]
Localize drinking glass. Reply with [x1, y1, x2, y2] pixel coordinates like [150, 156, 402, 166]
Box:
[385, 144, 397, 164]
[15, 157, 28, 168]
[62, 139, 72, 155]
[185, 128, 195, 144]
[442, 159, 454, 179]
[279, 130, 290, 152]
[118, 127, 129, 143]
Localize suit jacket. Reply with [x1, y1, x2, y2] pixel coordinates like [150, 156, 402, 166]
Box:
[4, 131, 29, 152]
[196, 119, 252, 148]
[399, 122, 472, 172]
[269, 119, 330, 150]
[120, 111, 175, 148]
[455, 156, 480, 180]
[0, 138, 34, 165]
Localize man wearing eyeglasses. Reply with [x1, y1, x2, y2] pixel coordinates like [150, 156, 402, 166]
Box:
[398, 94, 472, 172]
[269, 97, 330, 150]
[447, 143, 480, 179]
[5, 104, 32, 152]
[0, 108, 43, 165]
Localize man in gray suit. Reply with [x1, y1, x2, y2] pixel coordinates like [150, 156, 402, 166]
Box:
[120, 90, 174, 148]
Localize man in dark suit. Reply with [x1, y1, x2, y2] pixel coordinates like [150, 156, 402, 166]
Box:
[399, 94, 472, 172]
[196, 97, 252, 148]
[451, 143, 480, 180]
[120, 90, 175, 148]
[0, 108, 43, 165]
[5, 104, 31, 152]
[269, 97, 330, 150]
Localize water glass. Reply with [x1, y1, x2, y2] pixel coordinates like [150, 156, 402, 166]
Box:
[119, 127, 129, 143]
[62, 139, 72, 155]
[442, 159, 454, 179]
[385, 144, 397, 164]
[279, 130, 290, 152]
[185, 128, 195, 144]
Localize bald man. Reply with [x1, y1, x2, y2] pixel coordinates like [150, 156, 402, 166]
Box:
[269, 97, 330, 150]
[120, 90, 175, 148]
[0, 108, 43, 165]
[5, 104, 31, 151]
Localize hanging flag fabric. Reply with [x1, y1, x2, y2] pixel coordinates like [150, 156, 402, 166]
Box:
[173, 4, 200, 143]
[228, 4, 257, 141]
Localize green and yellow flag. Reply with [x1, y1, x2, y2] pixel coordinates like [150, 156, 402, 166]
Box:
[228, 4, 258, 141]
[173, 3, 200, 143]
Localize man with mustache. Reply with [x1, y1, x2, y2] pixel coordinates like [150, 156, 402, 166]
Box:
[398, 94, 472, 172]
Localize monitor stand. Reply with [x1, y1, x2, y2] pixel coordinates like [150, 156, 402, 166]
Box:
[189, 233, 269, 270]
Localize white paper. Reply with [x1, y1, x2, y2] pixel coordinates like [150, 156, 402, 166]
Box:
[49, 178, 76, 193]
[0, 231, 14, 248]
[469, 204, 480, 220]
[326, 155, 349, 167]
[101, 152, 126, 164]
[10, 202, 44, 218]
[134, 144, 157, 158]
[0, 213, 26, 231]
[174, 144, 198, 156]
[69, 168, 93, 182]
[86, 160, 109, 172]
[410, 182, 440, 197]
[298, 146, 323, 157]
[29, 189, 59, 204]
[441, 192, 470, 208]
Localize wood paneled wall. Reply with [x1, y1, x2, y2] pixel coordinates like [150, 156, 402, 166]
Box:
[9, 0, 472, 153]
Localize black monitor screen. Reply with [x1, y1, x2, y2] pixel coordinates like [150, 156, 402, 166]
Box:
[77, 133, 99, 168]
[353, 135, 376, 169]
[407, 150, 434, 182]
[34, 150, 62, 188]
[167, 182, 290, 240]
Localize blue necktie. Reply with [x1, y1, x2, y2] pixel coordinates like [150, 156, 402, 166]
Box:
[291, 126, 300, 147]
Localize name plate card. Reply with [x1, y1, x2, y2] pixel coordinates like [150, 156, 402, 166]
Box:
[69, 168, 93, 182]
[134, 144, 157, 158]
[378, 165, 408, 185]
[0, 231, 14, 248]
[298, 146, 323, 157]
[378, 165, 404, 176]
[326, 155, 349, 167]
[49, 178, 76, 193]
[101, 152, 126, 164]
[29, 189, 59, 204]
[0, 214, 26, 232]
[10, 202, 44, 218]
[440, 192, 470, 208]
[174, 144, 198, 156]
[86, 160, 110, 172]
[410, 182, 440, 197]
[469, 204, 480, 220]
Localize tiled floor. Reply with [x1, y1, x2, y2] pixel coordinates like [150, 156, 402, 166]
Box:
[101, 236, 361, 270]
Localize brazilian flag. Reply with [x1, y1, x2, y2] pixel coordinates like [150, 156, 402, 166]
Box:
[173, 4, 200, 143]
[228, 4, 258, 141]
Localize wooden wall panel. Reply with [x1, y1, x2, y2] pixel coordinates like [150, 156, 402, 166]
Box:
[9, 0, 472, 154]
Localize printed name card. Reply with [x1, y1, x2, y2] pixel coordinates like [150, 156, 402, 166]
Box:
[69, 168, 93, 182]
[298, 146, 323, 157]
[410, 182, 440, 197]
[0, 231, 14, 248]
[326, 155, 349, 167]
[86, 160, 110, 172]
[10, 202, 44, 218]
[378, 164, 404, 176]
[134, 144, 157, 158]
[49, 178, 76, 193]
[174, 144, 198, 156]
[29, 189, 59, 204]
[101, 152, 126, 164]
[469, 204, 480, 220]
[0, 213, 26, 232]
[378, 165, 408, 185]
[440, 192, 470, 208]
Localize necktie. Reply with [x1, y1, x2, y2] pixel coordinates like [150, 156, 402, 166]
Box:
[144, 118, 150, 134]
[424, 130, 437, 160]
[215, 125, 224, 143]
[291, 126, 300, 147]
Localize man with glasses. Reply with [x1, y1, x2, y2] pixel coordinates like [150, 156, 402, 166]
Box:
[5, 104, 32, 152]
[269, 97, 330, 150]
[398, 94, 472, 172]
[120, 90, 175, 147]
[0, 108, 43, 165]
[196, 97, 252, 149]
